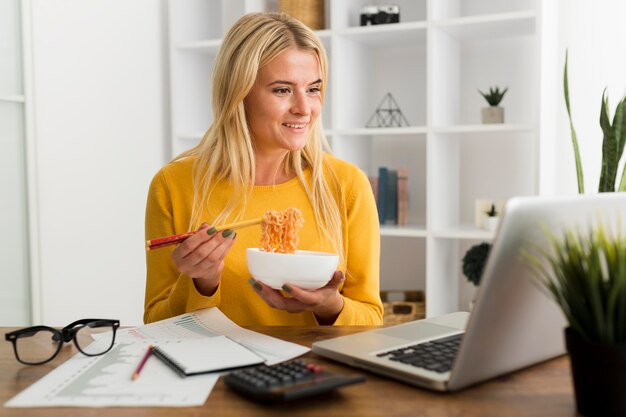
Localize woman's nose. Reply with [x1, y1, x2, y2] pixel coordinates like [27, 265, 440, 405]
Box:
[290, 92, 310, 116]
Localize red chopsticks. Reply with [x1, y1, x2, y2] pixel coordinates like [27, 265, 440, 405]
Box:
[145, 218, 263, 251]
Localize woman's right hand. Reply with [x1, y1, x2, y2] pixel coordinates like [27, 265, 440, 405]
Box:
[171, 223, 237, 296]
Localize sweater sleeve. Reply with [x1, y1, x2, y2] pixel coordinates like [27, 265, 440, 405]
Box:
[143, 169, 221, 323]
[331, 167, 384, 325]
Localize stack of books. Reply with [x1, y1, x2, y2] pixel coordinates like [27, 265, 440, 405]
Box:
[368, 167, 409, 225]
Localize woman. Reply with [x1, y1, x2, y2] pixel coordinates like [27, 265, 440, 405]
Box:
[144, 12, 382, 326]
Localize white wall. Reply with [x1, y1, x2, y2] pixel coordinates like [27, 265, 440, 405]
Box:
[540, 0, 626, 195]
[30, 0, 168, 325]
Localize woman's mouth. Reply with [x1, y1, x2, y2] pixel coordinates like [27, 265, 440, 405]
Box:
[283, 122, 307, 129]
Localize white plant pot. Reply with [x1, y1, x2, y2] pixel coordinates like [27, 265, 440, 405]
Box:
[485, 216, 500, 232]
[481, 106, 504, 124]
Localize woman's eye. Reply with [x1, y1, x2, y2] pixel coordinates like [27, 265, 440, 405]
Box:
[273, 87, 290, 94]
[308, 86, 321, 93]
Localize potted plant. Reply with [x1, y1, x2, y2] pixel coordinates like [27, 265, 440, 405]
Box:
[484, 203, 500, 232]
[563, 50, 626, 193]
[462, 242, 492, 286]
[478, 86, 508, 124]
[462, 242, 492, 309]
[527, 224, 626, 417]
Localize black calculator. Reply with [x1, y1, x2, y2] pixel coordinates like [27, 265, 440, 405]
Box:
[223, 359, 365, 401]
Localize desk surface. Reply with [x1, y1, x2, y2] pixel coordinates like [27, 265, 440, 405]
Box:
[1, 326, 576, 417]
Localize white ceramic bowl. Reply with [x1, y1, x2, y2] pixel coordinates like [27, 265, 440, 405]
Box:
[246, 248, 339, 290]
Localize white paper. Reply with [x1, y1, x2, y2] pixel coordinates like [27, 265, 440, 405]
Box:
[5, 308, 309, 408]
[154, 335, 264, 374]
[5, 337, 218, 407]
[113, 307, 310, 365]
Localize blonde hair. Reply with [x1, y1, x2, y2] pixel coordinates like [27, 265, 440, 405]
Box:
[175, 12, 344, 265]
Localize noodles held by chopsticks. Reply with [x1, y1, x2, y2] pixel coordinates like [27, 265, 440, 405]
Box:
[259, 207, 303, 254]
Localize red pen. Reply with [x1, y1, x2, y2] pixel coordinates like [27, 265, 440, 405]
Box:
[132, 344, 154, 381]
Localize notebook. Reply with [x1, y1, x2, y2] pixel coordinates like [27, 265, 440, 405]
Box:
[152, 336, 265, 377]
[313, 193, 626, 391]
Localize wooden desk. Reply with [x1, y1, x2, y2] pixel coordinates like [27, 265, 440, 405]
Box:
[1, 326, 577, 416]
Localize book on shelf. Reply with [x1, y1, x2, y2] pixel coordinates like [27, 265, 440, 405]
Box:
[397, 168, 409, 225]
[370, 166, 409, 226]
[376, 167, 388, 224]
[385, 170, 398, 225]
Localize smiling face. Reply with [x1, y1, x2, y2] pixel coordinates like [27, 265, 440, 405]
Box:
[244, 48, 323, 159]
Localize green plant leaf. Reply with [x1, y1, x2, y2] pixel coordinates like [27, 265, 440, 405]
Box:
[478, 86, 507, 106]
[616, 96, 626, 191]
[563, 50, 585, 193]
[598, 89, 617, 192]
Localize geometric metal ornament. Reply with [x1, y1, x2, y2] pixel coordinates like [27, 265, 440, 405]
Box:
[365, 92, 410, 128]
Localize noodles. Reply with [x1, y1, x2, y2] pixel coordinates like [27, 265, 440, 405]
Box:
[259, 207, 304, 254]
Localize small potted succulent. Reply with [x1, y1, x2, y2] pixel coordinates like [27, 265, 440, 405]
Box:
[484, 203, 500, 232]
[478, 86, 508, 124]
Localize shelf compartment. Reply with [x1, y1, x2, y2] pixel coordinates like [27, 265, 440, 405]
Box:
[337, 21, 427, 47]
[169, 0, 224, 43]
[333, 36, 426, 129]
[430, 0, 536, 20]
[429, 132, 535, 232]
[434, 11, 536, 41]
[380, 235, 426, 293]
[169, 51, 214, 142]
[331, 0, 427, 30]
[430, 29, 538, 126]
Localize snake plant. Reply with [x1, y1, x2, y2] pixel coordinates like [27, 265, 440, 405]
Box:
[564, 50, 626, 193]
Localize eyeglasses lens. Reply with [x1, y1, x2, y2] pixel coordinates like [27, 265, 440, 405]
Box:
[75, 321, 116, 355]
[15, 329, 61, 364]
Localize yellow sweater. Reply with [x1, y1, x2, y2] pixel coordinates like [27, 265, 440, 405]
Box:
[144, 154, 383, 326]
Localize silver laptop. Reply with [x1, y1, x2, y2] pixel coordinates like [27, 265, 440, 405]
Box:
[313, 193, 626, 391]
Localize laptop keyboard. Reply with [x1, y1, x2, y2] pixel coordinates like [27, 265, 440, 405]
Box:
[376, 333, 463, 373]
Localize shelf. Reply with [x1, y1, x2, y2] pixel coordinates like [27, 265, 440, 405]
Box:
[167, 0, 542, 317]
[434, 11, 536, 41]
[432, 225, 495, 240]
[432, 124, 535, 134]
[337, 21, 427, 47]
[175, 39, 221, 54]
[0, 94, 25, 103]
[333, 127, 427, 136]
[380, 225, 427, 238]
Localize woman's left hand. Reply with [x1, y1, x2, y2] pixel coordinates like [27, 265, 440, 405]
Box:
[249, 271, 345, 325]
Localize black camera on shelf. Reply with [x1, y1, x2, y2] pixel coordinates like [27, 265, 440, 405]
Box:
[360, 5, 400, 26]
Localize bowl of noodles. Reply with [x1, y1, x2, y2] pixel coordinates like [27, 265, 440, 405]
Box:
[246, 207, 338, 290]
[247, 248, 339, 290]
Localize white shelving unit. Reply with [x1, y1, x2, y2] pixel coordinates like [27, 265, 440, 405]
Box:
[167, 0, 541, 317]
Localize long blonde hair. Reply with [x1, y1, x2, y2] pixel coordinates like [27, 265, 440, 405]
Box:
[175, 12, 344, 263]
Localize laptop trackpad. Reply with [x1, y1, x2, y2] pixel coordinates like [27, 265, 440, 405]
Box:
[377, 321, 457, 341]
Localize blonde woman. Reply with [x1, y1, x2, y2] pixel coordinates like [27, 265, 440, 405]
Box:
[144, 12, 383, 326]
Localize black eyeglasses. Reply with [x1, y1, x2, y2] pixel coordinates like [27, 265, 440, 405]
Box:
[5, 319, 120, 365]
